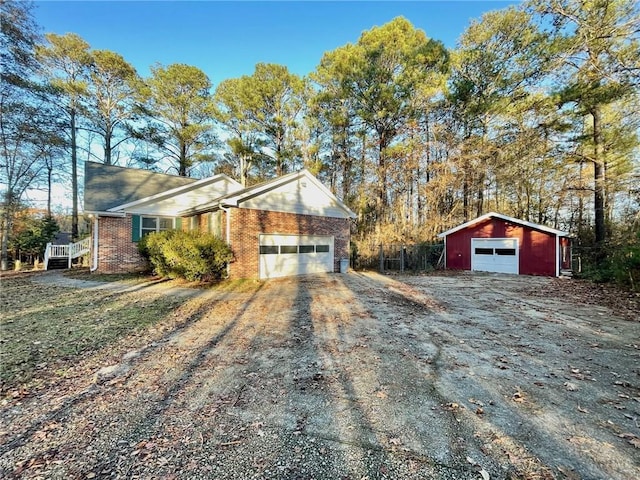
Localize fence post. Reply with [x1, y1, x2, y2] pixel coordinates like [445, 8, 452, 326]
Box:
[379, 244, 384, 273]
[400, 244, 405, 273]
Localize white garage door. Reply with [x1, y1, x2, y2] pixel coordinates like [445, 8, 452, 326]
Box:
[259, 234, 334, 280]
[471, 238, 518, 274]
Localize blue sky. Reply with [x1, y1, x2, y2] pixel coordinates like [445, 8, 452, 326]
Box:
[33, 1, 520, 86]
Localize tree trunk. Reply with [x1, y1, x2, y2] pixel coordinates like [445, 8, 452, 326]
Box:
[179, 139, 187, 176]
[592, 106, 606, 252]
[377, 131, 389, 221]
[0, 192, 13, 271]
[341, 129, 352, 202]
[104, 125, 112, 165]
[47, 163, 53, 217]
[240, 154, 248, 187]
[71, 108, 79, 241]
[476, 173, 484, 218]
[463, 162, 470, 222]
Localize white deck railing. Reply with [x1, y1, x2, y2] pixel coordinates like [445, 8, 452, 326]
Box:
[44, 237, 91, 270]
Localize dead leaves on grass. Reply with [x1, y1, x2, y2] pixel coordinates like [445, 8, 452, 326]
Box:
[618, 432, 640, 449]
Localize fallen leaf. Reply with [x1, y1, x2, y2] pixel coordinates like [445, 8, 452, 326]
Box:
[564, 382, 578, 391]
[376, 390, 388, 399]
[512, 391, 525, 403]
[577, 405, 589, 413]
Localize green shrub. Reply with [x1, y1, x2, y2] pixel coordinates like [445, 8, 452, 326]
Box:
[578, 230, 640, 290]
[138, 230, 233, 281]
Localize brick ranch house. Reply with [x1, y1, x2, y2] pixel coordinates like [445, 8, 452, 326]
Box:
[84, 162, 356, 279]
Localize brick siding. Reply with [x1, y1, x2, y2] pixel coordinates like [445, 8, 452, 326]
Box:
[94, 209, 351, 278]
[96, 215, 147, 273]
[227, 208, 351, 279]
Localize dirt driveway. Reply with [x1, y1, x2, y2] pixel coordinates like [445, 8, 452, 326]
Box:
[1, 272, 638, 479]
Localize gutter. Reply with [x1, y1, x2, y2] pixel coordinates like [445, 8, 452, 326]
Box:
[84, 210, 127, 217]
[219, 205, 232, 277]
[90, 216, 99, 272]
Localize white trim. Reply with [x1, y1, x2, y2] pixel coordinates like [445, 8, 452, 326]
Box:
[106, 174, 242, 212]
[438, 212, 569, 238]
[84, 210, 126, 217]
[556, 235, 561, 277]
[140, 215, 178, 238]
[443, 236, 447, 269]
[182, 169, 357, 219]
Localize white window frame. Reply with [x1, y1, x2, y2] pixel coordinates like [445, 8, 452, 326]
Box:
[141, 216, 175, 237]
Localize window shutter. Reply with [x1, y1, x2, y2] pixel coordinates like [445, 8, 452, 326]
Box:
[175, 217, 182, 230]
[131, 215, 141, 242]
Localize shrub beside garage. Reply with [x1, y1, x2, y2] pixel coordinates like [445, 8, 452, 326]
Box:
[138, 230, 233, 281]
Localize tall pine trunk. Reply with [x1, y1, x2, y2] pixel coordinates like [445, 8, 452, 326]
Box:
[71, 107, 78, 241]
[592, 106, 606, 254]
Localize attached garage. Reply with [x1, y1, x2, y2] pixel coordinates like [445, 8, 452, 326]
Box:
[259, 234, 334, 279]
[438, 212, 572, 277]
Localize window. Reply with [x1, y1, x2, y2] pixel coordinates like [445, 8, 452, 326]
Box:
[210, 211, 222, 238]
[141, 216, 174, 237]
[280, 245, 298, 254]
[189, 215, 200, 231]
[475, 248, 493, 255]
[299, 245, 314, 254]
[259, 246, 278, 254]
[495, 248, 516, 256]
[316, 245, 330, 253]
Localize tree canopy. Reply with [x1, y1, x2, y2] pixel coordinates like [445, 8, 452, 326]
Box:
[2, 1, 639, 283]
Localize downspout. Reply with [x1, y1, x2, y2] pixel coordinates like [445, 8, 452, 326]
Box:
[90, 216, 99, 272]
[219, 205, 231, 277]
[443, 236, 447, 270]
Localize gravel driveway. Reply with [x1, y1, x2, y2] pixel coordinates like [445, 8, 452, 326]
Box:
[1, 271, 638, 479]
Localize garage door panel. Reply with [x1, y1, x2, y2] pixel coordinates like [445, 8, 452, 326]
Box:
[471, 238, 518, 274]
[259, 234, 334, 279]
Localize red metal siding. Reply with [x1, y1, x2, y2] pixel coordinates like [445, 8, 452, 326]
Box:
[445, 218, 557, 276]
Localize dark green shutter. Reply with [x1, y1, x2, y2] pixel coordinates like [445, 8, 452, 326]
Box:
[175, 217, 182, 230]
[131, 215, 141, 242]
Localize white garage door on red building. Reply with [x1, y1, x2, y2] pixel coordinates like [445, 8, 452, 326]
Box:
[259, 234, 334, 279]
[471, 238, 519, 274]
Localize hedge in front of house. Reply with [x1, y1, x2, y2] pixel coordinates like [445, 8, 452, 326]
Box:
[138, 230, 233, 281]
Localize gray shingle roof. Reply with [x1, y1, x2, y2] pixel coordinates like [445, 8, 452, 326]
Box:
[84, 162, 197, 212]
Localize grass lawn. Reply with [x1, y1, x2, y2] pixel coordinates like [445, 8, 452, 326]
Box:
[0, 274, 185, 393]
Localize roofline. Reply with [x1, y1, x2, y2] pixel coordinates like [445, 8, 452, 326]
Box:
[106, 173, 242, 212]
[180, 169, 357, 218]
[437, 212, 570, 238]
[84, 210, 127, 217]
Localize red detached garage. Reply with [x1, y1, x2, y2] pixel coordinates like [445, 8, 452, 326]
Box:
[438, 212, 572, 277]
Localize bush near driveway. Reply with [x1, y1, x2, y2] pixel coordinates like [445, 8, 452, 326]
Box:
[138, 230, 232, 281]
